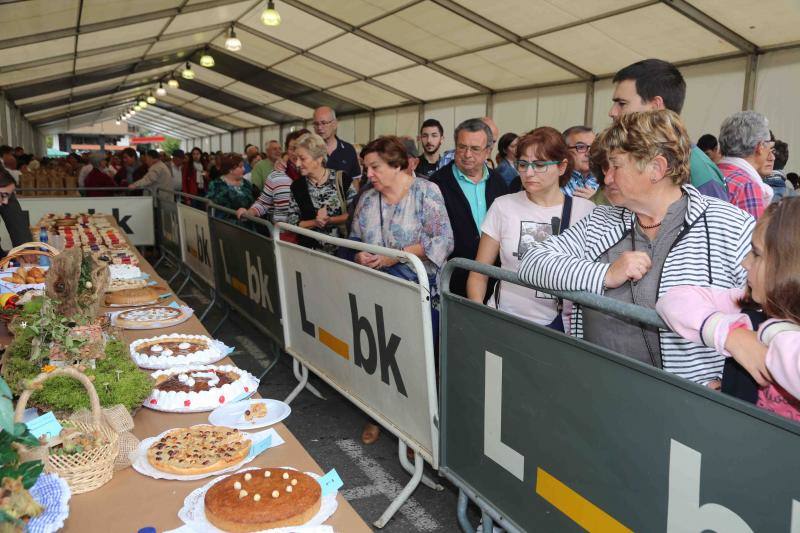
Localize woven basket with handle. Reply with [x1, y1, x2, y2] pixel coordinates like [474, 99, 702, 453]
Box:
[14, 367, 119, 494]
[0, 241, 60, 269]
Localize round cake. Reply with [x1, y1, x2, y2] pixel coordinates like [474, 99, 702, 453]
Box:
[144, 364, 259, 412]
[114, 305, 187, 329]
[147, 425, 250, 475]
[204, 468, 322, 532]
[130, 334, 227, 369]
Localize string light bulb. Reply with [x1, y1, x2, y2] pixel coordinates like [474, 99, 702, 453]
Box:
[147, 92, 156, 104]
[261, 0, 281, 26]
[224, 26, 242, 52]
[181, 62, 195, 80]
[167, 76, 179, 88]
[156, 82, 166, 96]
[115, 117, 121, 125]
[199, 47, 215, 68]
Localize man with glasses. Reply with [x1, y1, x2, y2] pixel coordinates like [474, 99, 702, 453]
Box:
[431, 118, 508, 297]
[561, 125, 599, 200]
[717, 111, 775, 219]
[312, 106, 360, 179]
[609, 59, 728, 201]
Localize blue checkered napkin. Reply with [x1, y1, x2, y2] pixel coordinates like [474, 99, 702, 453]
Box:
[27, 473, 71, 533]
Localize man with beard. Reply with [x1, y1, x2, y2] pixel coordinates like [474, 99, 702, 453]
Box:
[416, 118, 444, 178]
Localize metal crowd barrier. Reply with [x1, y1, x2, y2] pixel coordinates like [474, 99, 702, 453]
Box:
[439, 258, 800, 533]
[274, 222, 442, 528]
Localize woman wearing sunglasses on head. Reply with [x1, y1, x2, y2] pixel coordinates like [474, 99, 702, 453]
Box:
[466, 127, 595, 331]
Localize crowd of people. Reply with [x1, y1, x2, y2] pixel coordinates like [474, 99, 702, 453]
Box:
[4, 58, 800, 435]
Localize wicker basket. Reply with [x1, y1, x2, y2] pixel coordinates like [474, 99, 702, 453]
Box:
[0, 241, 60, 269]
[13, 367, 119, 494]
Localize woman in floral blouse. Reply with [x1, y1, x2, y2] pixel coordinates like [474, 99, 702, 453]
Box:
[350, 135, 454, 445]
[287, 133, 350, 253]
[351, 135, 454, 296]
[205, 153, 258, 212]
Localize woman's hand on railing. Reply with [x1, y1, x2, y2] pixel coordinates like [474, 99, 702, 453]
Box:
[356, 252, 397, 270]
[236, 207, 248, 219]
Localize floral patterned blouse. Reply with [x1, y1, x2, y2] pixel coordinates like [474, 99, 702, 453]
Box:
[206, 177, 257, 211]
[287, 171, 346, 253]
[350, 178, 454, 295]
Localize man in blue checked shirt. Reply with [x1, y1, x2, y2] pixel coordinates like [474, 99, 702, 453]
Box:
[561, 125, 599, 200]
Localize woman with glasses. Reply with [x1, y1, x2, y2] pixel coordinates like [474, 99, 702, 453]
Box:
[467, 127, 595, 330]
[519, 110, 755, 386]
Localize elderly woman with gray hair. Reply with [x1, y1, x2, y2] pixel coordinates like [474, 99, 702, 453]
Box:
[287, 132, 351, 253]
[519, 110, 754, 386]
[717, 110, 775, 219]
[83, 152, 118, 197]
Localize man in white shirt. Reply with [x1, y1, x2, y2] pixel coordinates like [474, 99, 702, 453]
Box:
[170, 150, 185, 191]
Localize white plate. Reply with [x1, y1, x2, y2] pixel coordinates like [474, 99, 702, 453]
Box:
[178, 467, 338, 533]
[209, 399, 291, 430]
[130, 426, 282, 481]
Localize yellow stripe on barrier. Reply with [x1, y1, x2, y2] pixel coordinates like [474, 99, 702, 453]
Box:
[535, 467, 633, 533]
[319, 327, 349, 360]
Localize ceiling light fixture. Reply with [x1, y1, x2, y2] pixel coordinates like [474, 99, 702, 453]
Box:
[130, 109, 136, 115]
[167, 76, 180, 88]
[156, 82, 167, 96]
[115, 117, 121, 125]
[261, 0, 281, 26]
[199, 47, 215, 68]
[147, 92, 157, 105]
[181, 62, 195, 80]
[224, 26, 242, 52]
[133, 103, 141, 111]
[138, 97, 148, 109]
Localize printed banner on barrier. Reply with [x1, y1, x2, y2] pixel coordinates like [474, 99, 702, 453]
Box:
[440, 295, 800, 532]
[177, 202, 214, 287]
[157, 192, 180, 255]
[276, 242, 436, 463]
[208, 216, 282, 345]
[4, 196, 155, 246]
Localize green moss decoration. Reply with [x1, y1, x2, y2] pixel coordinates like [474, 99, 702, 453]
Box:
[3, 338, 153, 414]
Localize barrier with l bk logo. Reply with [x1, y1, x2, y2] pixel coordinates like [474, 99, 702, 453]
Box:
[207, 204, 283, 346]
[274, 222, 440, 528]
[439, 258, 800, 533]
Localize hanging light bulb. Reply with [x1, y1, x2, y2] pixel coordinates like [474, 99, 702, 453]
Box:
[156, 82, 166, 96]
[167, 76, 179, 88]
[225, 26, 242, 52]
[199, 47, 215, 68]
[115, 117, 121, 125]
[147, 91, 157, 104]
[137, 96, 148, 109]
[181, 62, 195, 80]
[261, 0, 281, 26]
[133, 103, 141, 111]
[122, 114, 128, 121]
[130, 108, 136, 115]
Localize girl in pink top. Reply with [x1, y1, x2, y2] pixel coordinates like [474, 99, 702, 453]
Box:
[656, 198, 800, 422]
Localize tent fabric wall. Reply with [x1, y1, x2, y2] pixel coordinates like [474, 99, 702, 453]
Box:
[755, 48, 800, 171]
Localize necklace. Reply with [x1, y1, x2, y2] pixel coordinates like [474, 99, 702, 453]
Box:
[636, 215, 662, 229]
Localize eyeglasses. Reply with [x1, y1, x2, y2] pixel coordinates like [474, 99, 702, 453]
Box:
[761, 140, 776, 155]
[455, 144, 488, 154]
[312, 120, 334, 127]
[515, 160, 560, 173]
[568, 143, 592, 153]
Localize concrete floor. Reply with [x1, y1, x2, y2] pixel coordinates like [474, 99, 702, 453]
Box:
[158, 263, 479, 533]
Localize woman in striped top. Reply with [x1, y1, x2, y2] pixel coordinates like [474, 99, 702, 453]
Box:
[237, 129, 309, 224]
[519, 110, 755, 385]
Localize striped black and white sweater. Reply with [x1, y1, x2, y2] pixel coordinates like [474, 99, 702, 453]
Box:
[518, 185, 755, 384]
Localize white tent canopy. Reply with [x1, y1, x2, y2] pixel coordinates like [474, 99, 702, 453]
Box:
[1, 0, 799, 167]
